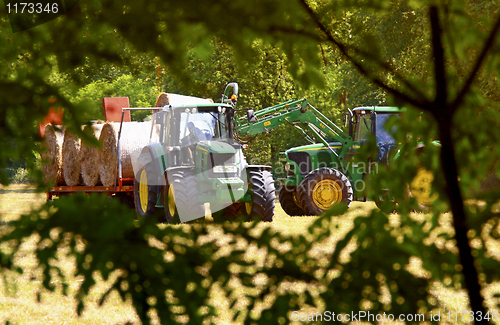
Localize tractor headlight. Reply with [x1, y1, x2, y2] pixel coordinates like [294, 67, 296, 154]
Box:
[213, 165, 237, 173]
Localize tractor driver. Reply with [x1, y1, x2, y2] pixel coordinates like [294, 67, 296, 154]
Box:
[376, 121, 396, 164]
[182, 120, 213, 145]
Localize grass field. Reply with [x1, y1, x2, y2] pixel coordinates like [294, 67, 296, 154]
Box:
[0, 185, 499, 324]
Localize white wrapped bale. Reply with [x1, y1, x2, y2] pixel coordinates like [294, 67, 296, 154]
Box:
[98, 122, 154, 186]
[155, 92, 212, 108]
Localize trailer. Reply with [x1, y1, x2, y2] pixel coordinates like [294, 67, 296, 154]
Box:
[42, 97, 144, 204]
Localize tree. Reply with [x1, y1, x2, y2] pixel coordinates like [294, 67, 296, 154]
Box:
[1, 0, 500, 324]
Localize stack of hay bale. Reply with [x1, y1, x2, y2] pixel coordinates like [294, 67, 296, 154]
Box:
[41, 122, 153, 187]
[41, 125, 65, 185]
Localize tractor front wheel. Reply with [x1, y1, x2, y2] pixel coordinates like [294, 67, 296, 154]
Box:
[278, 186, 304, 216]
[164, 169, 204, 223]
[244, 169, 275, 222]
[298, 168, 353, 216]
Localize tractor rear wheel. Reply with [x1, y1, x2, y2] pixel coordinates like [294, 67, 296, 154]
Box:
[298, 168, 353, 216]
[408, 167, 437, 211]
[278, 186, 304, 216]
[164, 169, 204, 223]
[134, 163, 161, 218]
[244, 169, 275, 222]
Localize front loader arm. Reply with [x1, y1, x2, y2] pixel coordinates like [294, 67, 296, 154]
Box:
[234, 98, 354, 160]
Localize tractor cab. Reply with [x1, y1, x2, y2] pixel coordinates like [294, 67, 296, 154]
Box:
[350, 107, 401, 164]
[149, 103, 237, 170]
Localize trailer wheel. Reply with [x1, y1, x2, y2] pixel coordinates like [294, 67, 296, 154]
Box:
[278, 186, 305, 216]
[165, 169, 204, 223]
[134, 163, 160, 218]
[244, 169, 275, 222]
[298, 168, 352, 216]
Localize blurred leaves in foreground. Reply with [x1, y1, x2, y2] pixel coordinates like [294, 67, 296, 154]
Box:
[2, 0, 500, 323]
[0, 193, 499, 324]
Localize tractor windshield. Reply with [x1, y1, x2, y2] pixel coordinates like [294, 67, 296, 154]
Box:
[178, 109, 229, 145]
[356, 113, 372, 142]
[375, 113, 397, 144]
[355, 112, 398, 144]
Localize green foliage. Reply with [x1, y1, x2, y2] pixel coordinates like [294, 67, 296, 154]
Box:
[1, 194, 318, 324]
[5, 167, 30, 184]
[2, 0, 500, 323]
[73, 74, 157, 121]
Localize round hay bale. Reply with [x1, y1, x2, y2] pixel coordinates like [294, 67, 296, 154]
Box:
[98, 122, 153, 186]
[155, 93, 170, 107]
[81, 124, 104, 186]
[154, 92, 212, 108]
[62, 129, 83, 186]
[41, 124, 64, 185]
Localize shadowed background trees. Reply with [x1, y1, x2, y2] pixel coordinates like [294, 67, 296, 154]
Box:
[1, 0, 500, 324]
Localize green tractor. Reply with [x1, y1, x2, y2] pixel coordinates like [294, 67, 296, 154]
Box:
[234, 100, 434, 215]
[133, 83, 276, 223]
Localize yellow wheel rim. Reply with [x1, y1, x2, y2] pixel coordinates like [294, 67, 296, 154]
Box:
[292, 190, 301, 208]
[410, 168, 438, 206]
[245, 202, 252, 215]
[168, 184, 176, 216]
[139, 169, 148, 212]
[312, 179, 342, 210]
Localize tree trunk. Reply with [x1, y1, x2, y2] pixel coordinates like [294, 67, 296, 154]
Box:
[437, 119, 488, 324]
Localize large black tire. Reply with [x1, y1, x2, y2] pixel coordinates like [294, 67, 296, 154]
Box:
[117, 193, 135, 209]
[134, 162, 161, 218]
[278, 186, 305, 216]
[244, 169, 275, 222]
[164, 169, 204, 223]
[298, 168, 353, 216]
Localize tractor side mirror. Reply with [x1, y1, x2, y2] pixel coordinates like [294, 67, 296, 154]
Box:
[247, 110, 257, 123]
[223, 82, 239, 104]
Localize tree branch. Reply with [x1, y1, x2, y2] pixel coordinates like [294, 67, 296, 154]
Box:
[430, 6, 448, 111]
[297, 0, 429, 110]
[451, 13, 500, 110]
